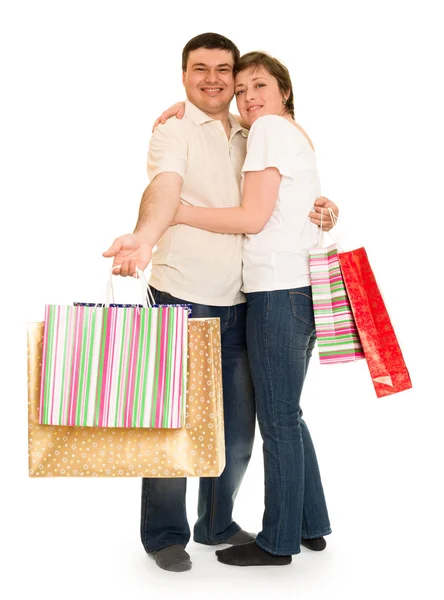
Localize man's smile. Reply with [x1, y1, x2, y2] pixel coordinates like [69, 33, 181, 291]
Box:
[200, 87, 225, 96]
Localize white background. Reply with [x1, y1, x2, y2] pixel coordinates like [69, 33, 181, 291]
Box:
[1, 1, 443, 598]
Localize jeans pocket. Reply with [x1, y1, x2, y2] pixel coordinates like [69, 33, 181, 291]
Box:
[288, 289, 315, 330]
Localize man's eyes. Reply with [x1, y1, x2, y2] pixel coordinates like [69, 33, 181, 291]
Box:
[194, 68, 231, 72]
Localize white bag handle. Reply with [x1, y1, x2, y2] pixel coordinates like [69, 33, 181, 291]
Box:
[135, 267, 156, 306]
[102, 266, 155, 310]
[317, 206, 343, 252]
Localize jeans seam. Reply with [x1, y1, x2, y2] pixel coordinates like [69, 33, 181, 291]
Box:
[262, 298, 285, 550]
[208, 477, 217, 543]
[140, 479, 150, 551]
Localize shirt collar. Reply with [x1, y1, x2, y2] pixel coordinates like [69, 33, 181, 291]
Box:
[228, 112, 245, 137]
[184, 99, 215, 125]
[185, 99, 247, 138]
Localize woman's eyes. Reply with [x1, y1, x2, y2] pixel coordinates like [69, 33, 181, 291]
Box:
[236, 83, 266, 96]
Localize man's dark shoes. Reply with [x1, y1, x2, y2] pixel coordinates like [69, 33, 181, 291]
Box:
[153, 545, 192, 572]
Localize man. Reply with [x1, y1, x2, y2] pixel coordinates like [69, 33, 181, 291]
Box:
[103, 32, 338, 572]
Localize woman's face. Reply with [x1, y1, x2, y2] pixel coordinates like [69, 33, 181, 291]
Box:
[234, 66, 288, 126]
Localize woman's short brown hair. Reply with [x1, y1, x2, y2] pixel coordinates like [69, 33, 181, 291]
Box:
[234, 51, 295, 119]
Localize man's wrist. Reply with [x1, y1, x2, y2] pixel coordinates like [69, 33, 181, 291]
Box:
[132, 228, 155, 248]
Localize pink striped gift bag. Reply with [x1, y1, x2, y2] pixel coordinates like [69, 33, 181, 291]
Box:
[39, 303, 189, 428]
[309, 243, 364, 364]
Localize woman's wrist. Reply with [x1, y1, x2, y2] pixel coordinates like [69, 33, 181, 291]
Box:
[173, 204, 188, 225]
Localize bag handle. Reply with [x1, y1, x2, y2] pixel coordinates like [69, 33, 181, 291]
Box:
[101, 266, 155, 310]
[316, 206, 342, 251]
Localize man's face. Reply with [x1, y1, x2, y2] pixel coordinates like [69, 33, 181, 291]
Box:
[182, 48, 235, 115]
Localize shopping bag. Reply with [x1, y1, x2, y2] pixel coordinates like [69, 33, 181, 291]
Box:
[309, 242, 365, 364]
[27, 318, 225, 477]
[338, 247, 412, 398]
[39, 271, 189, 429]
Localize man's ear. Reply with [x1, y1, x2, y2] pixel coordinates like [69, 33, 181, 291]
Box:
[182, 71, 186, 86]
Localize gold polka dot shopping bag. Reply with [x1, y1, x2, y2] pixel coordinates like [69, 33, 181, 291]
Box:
[27, 319, 226, 478]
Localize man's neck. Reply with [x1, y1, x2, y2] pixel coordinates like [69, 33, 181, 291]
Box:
[221, 116, 232, 138]
[188, 100, 232, 138]
[208, 111, 231, 137]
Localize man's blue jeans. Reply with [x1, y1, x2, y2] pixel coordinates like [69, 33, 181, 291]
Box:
[140, 289, 256, 553]
[246, 287, 331, 555]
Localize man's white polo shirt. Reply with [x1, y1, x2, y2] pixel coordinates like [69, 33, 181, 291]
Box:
[147, 100, 247, 306]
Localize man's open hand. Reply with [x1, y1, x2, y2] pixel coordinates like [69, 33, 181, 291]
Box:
[102, 233, 153, 277]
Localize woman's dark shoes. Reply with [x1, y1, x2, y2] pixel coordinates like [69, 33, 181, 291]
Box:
[301, 536, 327, 551]
[216, 541, 292, 566]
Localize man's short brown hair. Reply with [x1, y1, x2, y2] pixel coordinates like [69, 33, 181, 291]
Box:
[182, 33, 240, 71]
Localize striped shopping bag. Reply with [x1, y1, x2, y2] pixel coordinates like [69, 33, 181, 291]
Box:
[309, 243, 364, 364]
[39, 303, 189, 428]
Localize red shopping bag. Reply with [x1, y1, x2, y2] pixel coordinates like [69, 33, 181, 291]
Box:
[338, 247, 412, 398]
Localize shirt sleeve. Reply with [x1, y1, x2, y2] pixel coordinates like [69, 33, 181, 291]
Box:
[147, 119, 188, 181]
[241, 115, 304, 183]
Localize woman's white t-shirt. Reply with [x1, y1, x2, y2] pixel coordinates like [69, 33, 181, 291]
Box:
[241, 114, 321, 293]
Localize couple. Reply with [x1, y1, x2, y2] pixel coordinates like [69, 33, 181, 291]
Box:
[104, 32, 337, 570]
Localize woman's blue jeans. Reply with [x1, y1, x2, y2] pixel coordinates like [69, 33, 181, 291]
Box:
[246, 286, 331, 555]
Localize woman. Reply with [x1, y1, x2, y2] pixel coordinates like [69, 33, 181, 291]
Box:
[168, 52, 332, 567]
